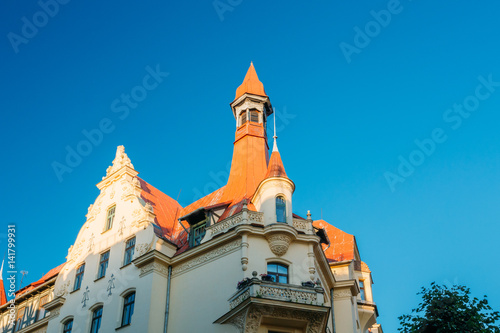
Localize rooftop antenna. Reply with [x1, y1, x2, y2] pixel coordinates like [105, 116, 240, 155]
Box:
[20, 270, 28, 289]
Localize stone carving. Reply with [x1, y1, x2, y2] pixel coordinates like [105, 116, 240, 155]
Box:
[107, 274, 115, 296]
[139, 262, 169, 277]
[172, 240, 242, 276]
[70, 238, 85, 260]
[135, 242, 152, 257]
[145, 202, 154, 213]
[110, 190, 115, 199]
[88, 233, 95, 253]
[293, 218, 308, 231]
[259, 286, 318, 304]
[266, 234, 291, 257]
[210, 214, 243, 236]
[118, 217, 126, 236]
[227, 308, 248, 332]
[55, 280, 71, 297]
[105, 145, 134, 177]
[244, 305, 325, 333]
[248, 211, 264, 223]
[81, 286, 90, 308]
[333, 289, 353, 299]
[230, 290, 251, 309]
[132, 209, 142, 218]
[132, 176, 141, 188]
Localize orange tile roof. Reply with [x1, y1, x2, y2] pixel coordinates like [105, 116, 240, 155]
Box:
[265, 151, 288, 179]
[16, 263, 65, 297]
[138, 178, 184, 243]
[235, 62, 267, 100]
[314, 220, 357, 263]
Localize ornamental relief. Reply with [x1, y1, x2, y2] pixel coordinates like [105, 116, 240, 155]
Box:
[244, 305, 325, 333]
[55, 280, 71, 297]
[333, 289, 353, 299]
[172, 240, 242, 276]
[266, 234, 291, 257]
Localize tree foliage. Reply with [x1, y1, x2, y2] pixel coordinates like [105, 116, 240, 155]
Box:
[399, 282, 500, 332]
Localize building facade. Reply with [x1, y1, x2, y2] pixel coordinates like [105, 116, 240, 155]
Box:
[0, 64, 383, 333]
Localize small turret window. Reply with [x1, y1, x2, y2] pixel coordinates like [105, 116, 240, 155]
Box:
[267, 263, 288, 283]
[240, 111, 247, 126]
[105, 205, 116, 231]
[276, 196, 286, 223]
[250, 109, 259, 123]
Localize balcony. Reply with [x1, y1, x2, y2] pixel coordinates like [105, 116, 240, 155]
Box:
[215, 275, 330, 333]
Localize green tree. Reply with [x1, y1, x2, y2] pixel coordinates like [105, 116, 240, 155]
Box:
[399, 282, 500, 332]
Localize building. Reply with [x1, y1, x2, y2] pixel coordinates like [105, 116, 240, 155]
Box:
[0, 63, 383, 333]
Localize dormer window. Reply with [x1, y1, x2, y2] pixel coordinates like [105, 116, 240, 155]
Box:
[180, 208, 208, 248]
[250, 109, 259, 123]
[190, 221, 206, 247]
[276, 196, 286, 223]
[240, 111, 247, 126]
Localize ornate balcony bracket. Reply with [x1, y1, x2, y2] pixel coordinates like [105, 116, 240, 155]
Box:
[215, 280, 329, 333]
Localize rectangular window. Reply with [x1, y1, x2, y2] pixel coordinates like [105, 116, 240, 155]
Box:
[73, 263, 85, 291]
[90, 307, 103, 333]
[37, 295, 49, 321]
[123, 237, 136, 266]
[250, 110, 259, 123]
[105, 205, 116, 231]
[97, 251, 110, 279]
[189, 222, 206, 247]
[121, 292, 135, 326]
[359, 280, 366, 301]
[15, 307, 25, 331]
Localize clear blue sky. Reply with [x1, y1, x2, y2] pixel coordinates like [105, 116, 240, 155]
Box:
[2, 0, 500, 331]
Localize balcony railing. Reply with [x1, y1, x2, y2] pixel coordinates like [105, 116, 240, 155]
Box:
[229, 278, 325, 310]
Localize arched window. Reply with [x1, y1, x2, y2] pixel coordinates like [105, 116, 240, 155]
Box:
[250, 109, 259, 123]
[267, 263, 288, 283]
[63, 319, 73, 333]
[240, 111, 247, 126]
[90, 306, 103, 333]
[121, 292, 135, 326]
[276, 196, 286, 223]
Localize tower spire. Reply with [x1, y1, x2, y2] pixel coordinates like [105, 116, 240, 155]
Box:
[272, 108, 278, 152]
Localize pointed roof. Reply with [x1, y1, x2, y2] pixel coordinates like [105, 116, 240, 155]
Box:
[235, 62, 267, 100]
[0, 261, 6, 306]
[265, 150, 288, 179]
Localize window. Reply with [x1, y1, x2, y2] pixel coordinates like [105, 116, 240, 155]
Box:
[121, 292, 135, 326]
[190, 221, 206, 247]
[90, 306, 103, 333]
[15, 306, 25, 331]
[63, 319, 73, 333]
[105, 205, 116, 231]
[37, 295, 49, 321]
[267, 263, 288, 283]
[123, 237, 136, 266]
[250, 109, 259, 123]
[276, 196, 286, 223]
[97, 251, 110, 279]
[73, 263, 85, 291]
[240, 111, 247, 125]
[359, 280, 366, 301]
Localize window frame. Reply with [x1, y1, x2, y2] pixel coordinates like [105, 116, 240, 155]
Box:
[36, 294, 49, 321]
[250, 109, 259, 123]
[276, 196, 287, 223]
[97, 250, 110, 279]
[267, 262, 289, 284]
[359, 279, 366, 301]
[240, 110, 247, 126]
[104, 205, 116, 231]
[123, 237, 136, 266]
[121, 292, 136, 327]
[189, 220, 207, 247]
[90, 306, 103, 333]
[62, 319, 73, 333]
[73, 263, 85, 291]
[14, 306, 25, 331]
